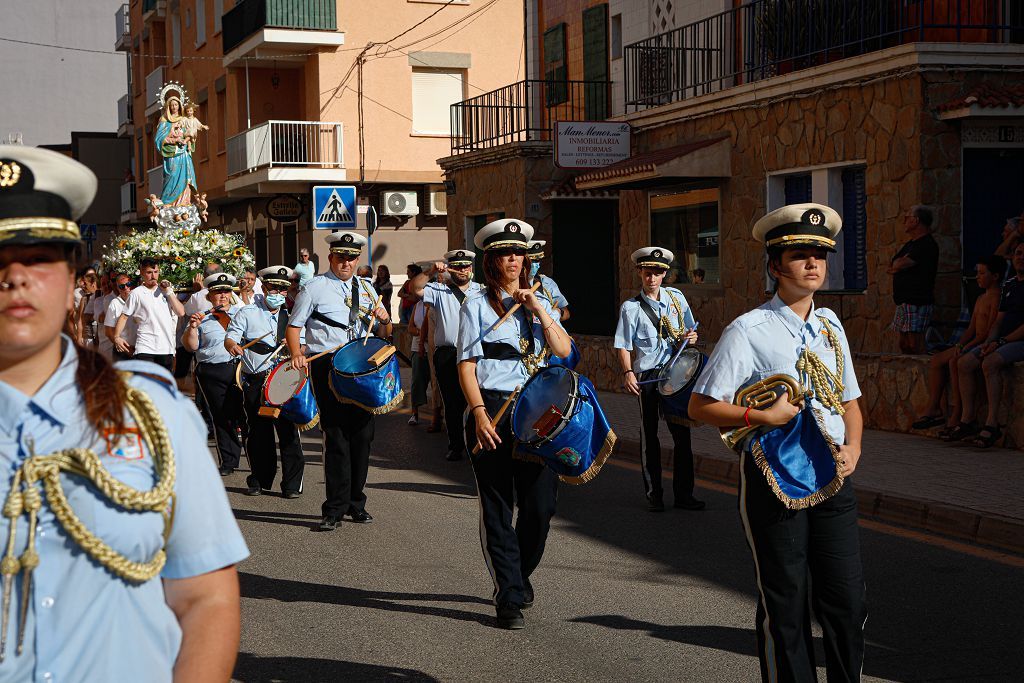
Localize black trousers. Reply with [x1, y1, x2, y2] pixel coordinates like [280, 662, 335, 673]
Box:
[466, 391, 558, 608]
[738, 451, 867, 683]
[242, 372, 305, 493]
[133, 352, 174, 372]
[310, 355, 374, 518]
[433, 345, 467, 455]
[194, 361, 243, 469]
[637, 375, 694, 501]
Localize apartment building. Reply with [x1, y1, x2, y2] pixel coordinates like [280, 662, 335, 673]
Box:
[440, 1, 1024, 398]
[115, 0, 523, 298]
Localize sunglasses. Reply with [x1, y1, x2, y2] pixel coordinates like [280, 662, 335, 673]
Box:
[117, 283, 132, 290]
[491, 248, 526, 257]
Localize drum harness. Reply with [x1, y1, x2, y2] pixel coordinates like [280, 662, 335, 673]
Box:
[482, 297, 548, 378]
[309, 278, 377, 340]
[633, 291, 689, 382]
[0, 377, 175, 660]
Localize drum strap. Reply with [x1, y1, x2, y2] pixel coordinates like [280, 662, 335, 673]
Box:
[633, 294, 662, 337]
[482, 341, 522, 361]
[310, 280, 364, 330]
[446, 283, 466, 305]
[244, 340, 276, 355]
[276, 308, 290, 344]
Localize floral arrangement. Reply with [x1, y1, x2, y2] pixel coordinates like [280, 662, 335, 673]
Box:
[102, 226, 255, 289]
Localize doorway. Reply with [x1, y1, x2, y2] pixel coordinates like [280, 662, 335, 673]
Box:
[962, 148, 1024, 303]
[551, 199, 618, 335]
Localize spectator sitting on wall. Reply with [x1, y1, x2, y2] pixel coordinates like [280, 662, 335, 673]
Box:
[912, 254, 1005, 433]
[691, 268, 706, 284]
[397, 263, 423, 324]
[948, 243, 1024, 448]
[888, 205, 939, 354]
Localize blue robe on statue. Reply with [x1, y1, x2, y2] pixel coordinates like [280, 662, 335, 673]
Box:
[155, 117, 197, 206]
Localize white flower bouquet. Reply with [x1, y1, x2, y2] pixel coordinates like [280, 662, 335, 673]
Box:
[102, 227, 256, 289]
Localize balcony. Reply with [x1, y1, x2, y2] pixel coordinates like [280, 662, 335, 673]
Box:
[142, 0, 166, 24]
[145, 66, 165, 117]
[146, 167, 163, 202]
[222, 0, 344, 68]
[625, 0, 1024, 112]
[120, 182, 137, 220]
[117, 94, 133, 137]
[115, 3, 130, 51]
[225, 120, 345, 195]
[449, 79, 610, 156]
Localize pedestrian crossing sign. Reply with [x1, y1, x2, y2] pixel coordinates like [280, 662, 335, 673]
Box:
[312, 185, 357, 229]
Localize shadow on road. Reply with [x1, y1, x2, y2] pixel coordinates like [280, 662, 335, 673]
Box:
[239, 572, 496, 627]
[233, 508, 324, 529]
[366, 480, 477, 499]
[233, 651, 439, 682]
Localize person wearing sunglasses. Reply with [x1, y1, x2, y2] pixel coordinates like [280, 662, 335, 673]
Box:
[104, 273, 137, 362]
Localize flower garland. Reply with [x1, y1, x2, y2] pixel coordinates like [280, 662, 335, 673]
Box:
[101, 227, 255, 288]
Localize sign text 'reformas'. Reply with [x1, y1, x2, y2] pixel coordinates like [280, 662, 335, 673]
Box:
[554, 122, 631, 169]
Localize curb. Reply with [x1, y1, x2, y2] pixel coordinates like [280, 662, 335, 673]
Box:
[614, 437, 1024, 556]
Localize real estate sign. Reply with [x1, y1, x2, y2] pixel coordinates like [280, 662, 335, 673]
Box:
[554, 122, 631, 169]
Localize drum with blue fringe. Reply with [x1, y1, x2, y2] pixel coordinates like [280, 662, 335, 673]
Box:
[263, 362, 320, 431]
[329, 337, 403, 414]
[657, 347, 707, 424]
[546, 338, 580, 371]
[510, 365, 616, 484]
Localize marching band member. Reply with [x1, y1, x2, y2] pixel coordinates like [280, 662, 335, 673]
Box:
[526, 240, 570, 321]
[287, 232, 392, 532]
[0, 145, 246, 680]
[182, 273, 244, 476]
[457, 219, 570, 630]
[225, 266, 305, 498]
[423, 249, 484, 461]
[689, 204, 866, 682]
[613, 248, 703, 512]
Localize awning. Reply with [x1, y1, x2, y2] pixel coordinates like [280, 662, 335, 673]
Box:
[574, 136, 731, 191]
[937, 83, 1024, 120]
[539, 177, 618, 201]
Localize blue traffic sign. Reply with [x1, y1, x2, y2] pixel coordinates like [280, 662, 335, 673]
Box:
[312, 185, 357, 229]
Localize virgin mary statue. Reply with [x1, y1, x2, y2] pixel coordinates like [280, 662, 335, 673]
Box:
[155, 94, 198, 207]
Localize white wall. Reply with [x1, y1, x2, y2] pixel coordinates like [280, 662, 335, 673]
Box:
[0, 0, 126, 145]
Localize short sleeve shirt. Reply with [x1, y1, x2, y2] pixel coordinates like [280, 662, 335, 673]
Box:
[123, 285, 179, 355]
[613, 287, 696, 373]
[535, 274, 569, 310]
[196, 304, 243, 364]
[892, 234, 939, 305]
[423, 280, 484, 348]
[226, 300, 288, 374]
[996, 276, 1024, 337]
[105, 296, 138, 347]
[288, 273, 377, 354]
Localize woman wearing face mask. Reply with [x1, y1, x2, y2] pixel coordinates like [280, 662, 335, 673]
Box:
[0, 145, 247, 681]
[457, 219, 571, 631]
[525, 241, 570, 322]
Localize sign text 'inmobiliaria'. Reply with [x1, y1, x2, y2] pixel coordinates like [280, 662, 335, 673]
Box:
[554, 122, 631, 169]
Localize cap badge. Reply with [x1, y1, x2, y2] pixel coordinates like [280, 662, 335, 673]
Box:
[0, 161, 22, 188]
[343, 233, 353, 243]
[217, 274, 227, 282]
[278, 268, 287, 276]
[805, 209, 824, 226]
[457, 251, 465, 258]
[508, 222, 520, 233]
[652, 249, 663, 258]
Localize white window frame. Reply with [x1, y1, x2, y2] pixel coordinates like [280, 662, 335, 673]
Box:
[411, 68, 465, 136]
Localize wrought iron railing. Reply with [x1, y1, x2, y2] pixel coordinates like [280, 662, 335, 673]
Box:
[450, 79, 611, 155]
[625, 0, 1023, 111]
[226, 120, 344, 176]
[223, 0, 337, 53]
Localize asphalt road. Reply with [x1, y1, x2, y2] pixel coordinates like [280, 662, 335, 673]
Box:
[226, 410, 1024, 683]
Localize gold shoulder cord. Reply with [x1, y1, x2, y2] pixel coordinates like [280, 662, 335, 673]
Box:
[659, 292, 688, 345]
[0, 374, 176, 661]
[795, 316, 846, 415]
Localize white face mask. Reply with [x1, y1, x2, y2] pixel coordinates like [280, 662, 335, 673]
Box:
[264, 293, 286, 309]
[529, 262, 541, 279]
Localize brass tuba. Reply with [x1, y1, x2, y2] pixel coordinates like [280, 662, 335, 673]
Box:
[720, 374, 810, 451]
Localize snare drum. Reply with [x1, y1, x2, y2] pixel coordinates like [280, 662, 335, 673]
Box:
[510, 365, 616, 485]
[263, 362, 320, 431]
[657, 347, 707, 424]
[329, 337, 403, 414]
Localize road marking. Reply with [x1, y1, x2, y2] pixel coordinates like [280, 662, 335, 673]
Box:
[608, 459, 1024, 568]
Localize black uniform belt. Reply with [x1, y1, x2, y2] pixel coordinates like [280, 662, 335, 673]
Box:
[243, 340, 277, 355]
[481, 341, 522, 362]
[311, 310, 349, 329]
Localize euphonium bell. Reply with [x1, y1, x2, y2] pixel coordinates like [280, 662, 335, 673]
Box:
[720, 374, 811, 451]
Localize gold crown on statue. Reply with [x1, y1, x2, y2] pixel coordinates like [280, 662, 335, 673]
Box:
[158, 81, 190, 109]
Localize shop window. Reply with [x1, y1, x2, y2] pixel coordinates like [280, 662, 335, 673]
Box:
[650, 187, 720, 285]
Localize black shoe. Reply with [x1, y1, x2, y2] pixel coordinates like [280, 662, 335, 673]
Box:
[496, 605, 525, 630]
[445, 449, 465, 461]
[522, 584, 534, 610]
[282, 490, 301, 499]
[911, 414, 946, 430]
[318, 516, 341, 532]
[347, 510, 373, 523]
[245, 483, 262, 496]
[647, 493, 665, 512]
[674, 496, 706, 511]
[218, 466, 234, 477]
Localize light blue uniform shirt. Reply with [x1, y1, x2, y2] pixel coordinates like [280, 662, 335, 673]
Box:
[226, 300, 289, 375]
[613, 287, 697, 373]
[195, 304, 243, 365]
[0, 341, 248, 683]
[535, 274, 569, 311]
[293, 260, 315, 286]
[458, 290, 562, 393]
[692, 294, 861, 446]
[288, 272, 377, 354]
[422, 280, 484, 348]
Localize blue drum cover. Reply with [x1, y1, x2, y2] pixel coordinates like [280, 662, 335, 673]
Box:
[547, 338, 580, 371]
[278, 379, 320, 431]
[658, 349, 707, 424]
[511, 367, 616, 485]
[749, 405, 844, 510]
[329, 338, 404, 414]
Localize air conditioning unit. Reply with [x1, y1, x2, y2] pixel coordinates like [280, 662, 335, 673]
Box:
[427, 189, 447, 216]
[381, 190, 419, 217]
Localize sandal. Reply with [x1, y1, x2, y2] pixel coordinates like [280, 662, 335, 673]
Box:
[970, 425, 1002, 448]
[940, 422, 979, 442]
[911, 414, 946, 430]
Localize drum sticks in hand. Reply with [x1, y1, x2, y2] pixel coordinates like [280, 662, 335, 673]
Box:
[491, 282, 542, 331]
[363, 293, 385, 346]
[471, 385, 521, 455]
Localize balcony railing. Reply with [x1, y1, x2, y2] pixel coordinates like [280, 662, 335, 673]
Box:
[145, 66, 165, 111]
[146, 167, 163, 201]
[625, 0, 1024, 111]
[450, 79, 610, 155]
[223, 0, 337, 53]
[226, 120, 344, 176]
[115, 4, 130, 49]
[120, 182, 137, 217]
[117, 94, 132, 129]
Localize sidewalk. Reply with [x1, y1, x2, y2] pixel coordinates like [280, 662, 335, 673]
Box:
[596, 389, 1024, 555]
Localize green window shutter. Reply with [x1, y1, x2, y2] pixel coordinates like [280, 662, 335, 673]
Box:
[543, 23, 567, 106]
[582, 5, 609, 119]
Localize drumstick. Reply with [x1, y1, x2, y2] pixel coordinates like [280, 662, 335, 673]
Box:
[471, 384, 521, 455]
[490, 281, 542, 331]
[363, 293, 385, 346]
[238, 331, 272, 351]
[305, 343, 346, 364]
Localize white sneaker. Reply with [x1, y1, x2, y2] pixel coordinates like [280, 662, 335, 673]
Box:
[407, 415, 419, 426]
